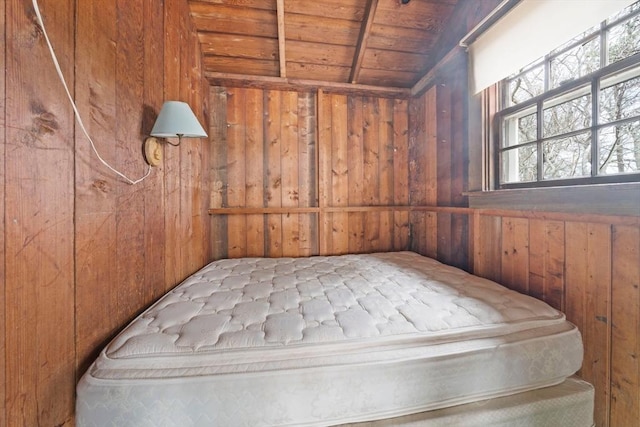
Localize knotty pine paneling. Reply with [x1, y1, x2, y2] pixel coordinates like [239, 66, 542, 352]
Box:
[2, 1, 210, 425]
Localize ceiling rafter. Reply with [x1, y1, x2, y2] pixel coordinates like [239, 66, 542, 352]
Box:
[276, 0, 287, 78]
[349, 0, 378, 84]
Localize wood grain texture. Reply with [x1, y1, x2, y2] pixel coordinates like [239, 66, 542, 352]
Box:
[0, 0, 5, 422]
[5, 0, 76, 425]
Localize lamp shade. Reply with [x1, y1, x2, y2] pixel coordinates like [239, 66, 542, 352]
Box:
[150, 101, 207, 138]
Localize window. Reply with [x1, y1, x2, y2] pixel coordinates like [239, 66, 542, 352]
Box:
[497, 2, 640, 188]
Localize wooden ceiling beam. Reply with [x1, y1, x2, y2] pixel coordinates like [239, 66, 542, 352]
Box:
[276, 0, 287, 77]
[205, 71, 411, 98]
[349, 0, 378, 84]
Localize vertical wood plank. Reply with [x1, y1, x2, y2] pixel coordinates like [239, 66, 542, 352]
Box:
[363, 97, 380, 251]
[393, 100, 410, 250]
[436, 83, 452, 206]
[281, 91, 300, 256]
[265, 90, 283, 257]
[424, 87, 438, 206]
[5, 0, 76, 424]
[500, 217, 529, 294]
[0, 0, 6, 422]
[610, 225, 640, 427]
[245, 88, 265, 256]
[317, 90, 332, 255]
[473, 213, 502, 283]
[210, 86, 229, 260]
[348, 96, 364, 253]
[226, 88, 247, 257]
[331, 94, 349, 254]
[529, 219, 565, 311]
[75, 0, 119, 377]
[298, 92, 316, 255]
[450, 67, 467, 207]
[408, 95, 426, 206]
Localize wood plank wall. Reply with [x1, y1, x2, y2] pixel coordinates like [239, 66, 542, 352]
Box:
[408, 56, 640, 427]
[209, 87, 410, 259]
[209, 55, 639, 427]
[1, 1, 210, 425]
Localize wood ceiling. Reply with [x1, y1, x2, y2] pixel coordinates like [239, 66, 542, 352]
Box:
[188, 0, 466, 92]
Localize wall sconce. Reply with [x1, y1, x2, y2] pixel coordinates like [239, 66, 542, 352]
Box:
[144, 101, 208, 166]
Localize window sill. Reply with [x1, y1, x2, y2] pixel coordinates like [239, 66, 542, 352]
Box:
[466, 182, 640, 217]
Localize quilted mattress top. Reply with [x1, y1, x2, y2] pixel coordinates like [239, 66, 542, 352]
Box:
[101, 252, 565, 370]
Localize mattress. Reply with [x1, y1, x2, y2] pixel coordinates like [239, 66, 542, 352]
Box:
[344, 376, 594, 427]
[77, 251, 584, 426]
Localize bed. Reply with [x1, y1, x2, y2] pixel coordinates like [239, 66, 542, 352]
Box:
[77, 251, 592, 426]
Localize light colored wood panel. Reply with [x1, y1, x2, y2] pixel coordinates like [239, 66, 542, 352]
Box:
[245, 88, 265, 256]
[331, 94, 349, 207]
[500, 217, 529, 294]
[5, 0, 76, 424]
[285, 0, 365, 21]
[282, 91, 300, 256]
[0, 0, 5, 421]
[199, 33, 278, 60]
[286, 13, 360, 45]
[297, 92, 316, 255]
[408, 95, 426, 205]
[528, 219, 565, 311]
[317, 90, 333, 255]
[209, 86, 229, 260]
[347, 97, 364, 253]
[190, 2, 277, 37]
[265, 90, 283, 256]
[286, 40, 355, 67]
[286, 62, 351, 84]
[203, 56, 279, 77]
[610, 225, 640, 427]
[331, 212, 350, 254]
[226, 87, 247, 255]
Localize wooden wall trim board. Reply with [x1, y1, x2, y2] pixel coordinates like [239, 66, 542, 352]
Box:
[0, 0, 6, 425]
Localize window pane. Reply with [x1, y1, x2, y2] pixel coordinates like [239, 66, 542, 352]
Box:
[598, 121, 640, 174]
[600, 70, 640, 123]
[503, 111, 537, 147]
[608, 14, 640, 63]
[507, 65, 544, 106]
[542, 132, 592, 179]
[550, 37, 600, 88]
[543, 93, 592, 137]
[501, 145, 537, 183]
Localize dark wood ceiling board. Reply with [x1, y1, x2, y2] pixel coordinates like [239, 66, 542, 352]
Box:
[198, 33, 279, 60]
[285, 14, 361, 46]
[284, 0, 365, 22]
[368, 24, 438, 54]
[286, 40, 356, 67]
[193, 0, 276, 11]
[190, 3, 277, 38]
[203, 55, 280, 76]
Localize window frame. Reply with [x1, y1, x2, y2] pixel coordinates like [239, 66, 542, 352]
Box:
[495, 7, 640, 190]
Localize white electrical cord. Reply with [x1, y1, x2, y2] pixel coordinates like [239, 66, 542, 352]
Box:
[32, 0, 151, 185]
